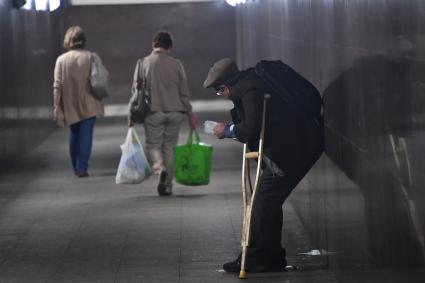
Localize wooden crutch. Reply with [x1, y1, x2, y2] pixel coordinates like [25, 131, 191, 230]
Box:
[239, 93, 270, 279]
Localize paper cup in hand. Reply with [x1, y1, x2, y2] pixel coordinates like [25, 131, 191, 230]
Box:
[204, 120, 218, 134]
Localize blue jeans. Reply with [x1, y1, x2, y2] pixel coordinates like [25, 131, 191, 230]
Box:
[69, 117, 96, 174]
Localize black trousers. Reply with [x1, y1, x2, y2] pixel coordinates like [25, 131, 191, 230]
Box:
[245, 165, 306, 266]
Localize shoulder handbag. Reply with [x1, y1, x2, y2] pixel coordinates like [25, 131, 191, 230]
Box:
[129, 58, 151, 123]
[90, 52, 110, 100]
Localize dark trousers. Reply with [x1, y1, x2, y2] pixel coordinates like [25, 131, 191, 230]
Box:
[246, 166, 305, 265]
[69, 117, 96, 174]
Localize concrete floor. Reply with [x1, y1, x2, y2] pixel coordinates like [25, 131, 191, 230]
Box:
[0, 114, 424, 282]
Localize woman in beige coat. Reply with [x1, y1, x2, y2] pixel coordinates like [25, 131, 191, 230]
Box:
[53, 26, 104, 177]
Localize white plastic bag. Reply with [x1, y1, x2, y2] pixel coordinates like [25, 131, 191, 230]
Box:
[115, 128, 151, 184]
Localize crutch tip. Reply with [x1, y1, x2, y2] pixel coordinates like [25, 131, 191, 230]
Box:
[239, 270, 247, 279]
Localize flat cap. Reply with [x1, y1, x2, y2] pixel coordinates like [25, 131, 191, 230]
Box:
[203, 58, 239, 88]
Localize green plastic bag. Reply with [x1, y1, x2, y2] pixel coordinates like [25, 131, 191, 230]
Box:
[174, 130, 212, 186]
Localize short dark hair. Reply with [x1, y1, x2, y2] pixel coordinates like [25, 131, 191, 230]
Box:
[63, 26, 86, 50]
[152, 31, 173, 49]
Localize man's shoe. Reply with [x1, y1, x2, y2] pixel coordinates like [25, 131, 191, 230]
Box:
[222, 253, 287, 273]
[158, 183, 172, 196]
[223, 254, 241, 273]
[157, 171, 172, 196]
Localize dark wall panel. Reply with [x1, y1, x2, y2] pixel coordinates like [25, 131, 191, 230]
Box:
[62, 2, 236, 103]
[236, 0, 425, 269]
[0, 2, 62, 170]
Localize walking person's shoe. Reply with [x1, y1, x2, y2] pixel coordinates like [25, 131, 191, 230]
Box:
[157, 170, 172, 196]
[75, 172, 89, 178]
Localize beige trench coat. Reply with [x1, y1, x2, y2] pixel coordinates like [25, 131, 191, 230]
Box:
[53, 49, 104, 127]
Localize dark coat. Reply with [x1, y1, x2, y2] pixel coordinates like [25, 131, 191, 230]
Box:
[228, 68, 324, 177]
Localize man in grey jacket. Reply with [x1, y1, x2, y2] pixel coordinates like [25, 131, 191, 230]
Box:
[129, 31, 197, 196]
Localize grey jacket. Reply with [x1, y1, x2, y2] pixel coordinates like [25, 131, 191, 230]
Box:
[133, 50, 191, 113]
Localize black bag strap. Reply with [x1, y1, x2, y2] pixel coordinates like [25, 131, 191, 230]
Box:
[136, 58, 146, 90]
[255, 60, 322, 121]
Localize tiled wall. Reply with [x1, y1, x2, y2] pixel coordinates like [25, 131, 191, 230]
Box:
[62, 1, 236, 103]
[236, 0, 425, 268]
[0, 2, 62, 170]
[0, 1, 235, 169]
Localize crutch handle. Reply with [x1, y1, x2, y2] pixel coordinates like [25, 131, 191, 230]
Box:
[245, 152, 259, 159]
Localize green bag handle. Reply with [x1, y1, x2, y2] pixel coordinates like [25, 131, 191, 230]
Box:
[186, 130, 201, 145]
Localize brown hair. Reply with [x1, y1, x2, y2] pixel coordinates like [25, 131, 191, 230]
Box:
[63, 26, 86, 50]
[152, 31, 173, 50]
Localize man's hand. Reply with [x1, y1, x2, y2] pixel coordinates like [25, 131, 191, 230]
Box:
[128, 118, 134, 128]
[53, 105, 65, 127]
[213, 122, 226, 139]
[187, 112, 198, 130]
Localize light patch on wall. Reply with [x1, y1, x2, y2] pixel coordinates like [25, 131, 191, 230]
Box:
[21, 0, 61, 11]
[225, 0, 246, 7]
[71, 0, 221, 5]
[0, 107, 51, 120]
[104, 100, 233, 117]
[35, 0, 48, 10]
[22, 0, 33, 9]
[49, 0, 60, 11]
